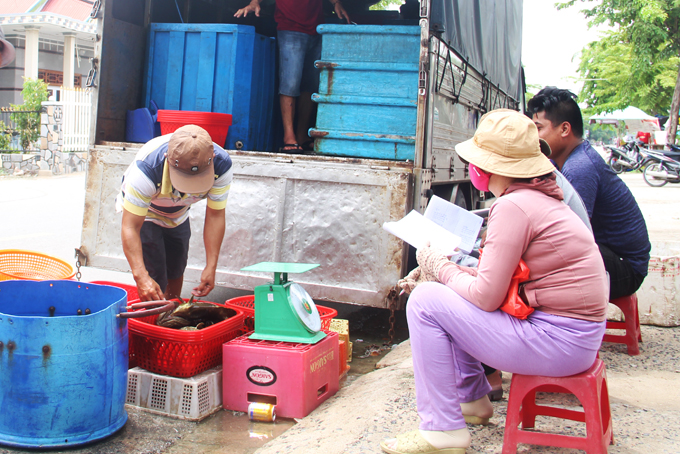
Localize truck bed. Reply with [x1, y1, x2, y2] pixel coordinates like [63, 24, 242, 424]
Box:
[80, 144, 413, 308]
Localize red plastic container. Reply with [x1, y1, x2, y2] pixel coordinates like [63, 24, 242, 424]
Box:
[157, 110, 232, 147]
[89, 280, 139, 302]
[222, 331, 340, 419]
[224, 295, 338, 331]
[127, 298, 244, 378]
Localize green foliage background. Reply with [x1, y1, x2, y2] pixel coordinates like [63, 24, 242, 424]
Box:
[370, 0, 401, 10]
[10, 77, 48, 151]
[560, 0, 680, 142]
[0, 121, 11, 151]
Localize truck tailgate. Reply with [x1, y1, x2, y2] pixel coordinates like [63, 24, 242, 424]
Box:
[80, 146, 413, 308]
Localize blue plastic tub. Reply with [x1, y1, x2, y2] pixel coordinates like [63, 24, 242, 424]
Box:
[310, 25, 420, 161]
[0, 281, 128, 448]
[143, 23, 276, 151]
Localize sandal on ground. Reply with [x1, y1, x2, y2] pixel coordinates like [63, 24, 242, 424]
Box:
[461, 395, 493, 425]
[380, 430, 466, 454]
[463, 415, 490, 425]
[278, 143, 303, 153]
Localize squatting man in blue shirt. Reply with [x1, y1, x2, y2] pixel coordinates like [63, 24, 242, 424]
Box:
[527, 87, 651, 300]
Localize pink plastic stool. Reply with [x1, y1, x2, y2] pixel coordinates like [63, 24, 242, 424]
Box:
[502, 359, 613, 454]
[602, 293, 641, 355]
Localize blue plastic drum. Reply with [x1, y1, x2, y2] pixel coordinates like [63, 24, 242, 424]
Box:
[0, 280, 129, 448]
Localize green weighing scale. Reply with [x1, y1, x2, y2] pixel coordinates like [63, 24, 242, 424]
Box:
[241, 262, 326, 344]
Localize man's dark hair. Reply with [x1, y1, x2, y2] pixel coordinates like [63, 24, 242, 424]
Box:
[526, 87, 584, 138]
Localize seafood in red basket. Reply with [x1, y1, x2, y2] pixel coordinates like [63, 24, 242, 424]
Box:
[156, 298, 237, 330]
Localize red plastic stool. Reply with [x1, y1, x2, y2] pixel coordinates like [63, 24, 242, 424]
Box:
[602, 293, 641, 355]
[502, 359, 613, 454]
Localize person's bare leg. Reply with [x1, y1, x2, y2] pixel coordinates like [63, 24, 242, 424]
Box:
[165, 276, 183, 301]
[296, 91, 316, 146]
[280, 94, 297, 147]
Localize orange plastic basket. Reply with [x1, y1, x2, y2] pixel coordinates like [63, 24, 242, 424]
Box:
[224, 295, 337, 331]
[0, 249, 75, 281]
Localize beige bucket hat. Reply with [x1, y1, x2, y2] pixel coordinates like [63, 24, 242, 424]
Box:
[455, 109, 555, 178]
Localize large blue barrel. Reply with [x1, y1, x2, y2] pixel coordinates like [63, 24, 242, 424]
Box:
[0, 280, 128, 448]
[311, 25, 421, 161]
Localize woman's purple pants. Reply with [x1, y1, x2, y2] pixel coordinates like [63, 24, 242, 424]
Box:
[406, 282, 606, 431]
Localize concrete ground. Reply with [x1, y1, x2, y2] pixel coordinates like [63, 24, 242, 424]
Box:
[0, 171, 679, 453]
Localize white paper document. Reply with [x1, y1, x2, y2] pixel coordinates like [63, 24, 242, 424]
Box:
[424, 195, 484, 254]
[382, 210, 462, 256]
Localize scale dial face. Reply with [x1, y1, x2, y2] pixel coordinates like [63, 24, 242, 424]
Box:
[288, 283, 321, 333]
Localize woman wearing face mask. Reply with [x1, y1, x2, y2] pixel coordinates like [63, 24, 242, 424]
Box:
[382, 109, 608, 454]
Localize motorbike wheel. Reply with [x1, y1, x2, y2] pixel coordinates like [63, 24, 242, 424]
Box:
[643, 162, 669, 187]
[608, 157, 625, 174]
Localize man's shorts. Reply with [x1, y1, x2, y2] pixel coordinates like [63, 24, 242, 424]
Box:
[277, 30, 322, 97]
[140, 219, 191, 293]
[598, 242, 645, 300]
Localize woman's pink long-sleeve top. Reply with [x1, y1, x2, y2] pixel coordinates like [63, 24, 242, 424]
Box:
[439, 177, 608, 322]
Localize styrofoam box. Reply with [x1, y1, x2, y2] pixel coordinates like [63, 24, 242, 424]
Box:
[609, 241, 680, 327]
[126, 366, 222, 421]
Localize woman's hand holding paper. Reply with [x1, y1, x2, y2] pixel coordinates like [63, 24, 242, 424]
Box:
[416, 242, 453, 280]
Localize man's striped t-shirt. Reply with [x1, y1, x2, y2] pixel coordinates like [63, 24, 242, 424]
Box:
[116, 134, 233, 228]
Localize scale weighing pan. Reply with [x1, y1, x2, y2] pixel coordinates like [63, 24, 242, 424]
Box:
[241, 262, 326, 344]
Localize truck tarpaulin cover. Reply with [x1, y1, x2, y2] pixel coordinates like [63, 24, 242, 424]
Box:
[431, 0, 523, 102]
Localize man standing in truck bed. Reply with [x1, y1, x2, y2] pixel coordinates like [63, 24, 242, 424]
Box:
[117, 125, 233, 302]
[235, 0, 350, 153]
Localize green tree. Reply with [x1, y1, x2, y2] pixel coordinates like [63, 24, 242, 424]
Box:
[585, 122, 617, 144]
[560, 0, 680, 144]
[370, 0, 401, 10]
[0, 121, 11, 151]
[577, 32, 679, 117]
[10, 77, 48, 151]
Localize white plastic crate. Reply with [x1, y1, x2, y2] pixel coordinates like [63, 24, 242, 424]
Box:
[126, 366, 223, 421]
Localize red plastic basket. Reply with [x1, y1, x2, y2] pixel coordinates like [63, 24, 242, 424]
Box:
[89, 280, 139, 302]
[127, 299, 244, 378]
[224, 295, 337, 332]
[157, 110, 232, 147]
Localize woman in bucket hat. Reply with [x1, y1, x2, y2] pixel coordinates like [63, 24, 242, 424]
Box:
[381, 110, 608, 454]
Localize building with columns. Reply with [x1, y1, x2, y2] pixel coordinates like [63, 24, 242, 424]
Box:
[0, 0, 96, 107]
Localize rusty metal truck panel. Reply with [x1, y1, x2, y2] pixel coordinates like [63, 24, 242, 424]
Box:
[81, 147, 412, 308]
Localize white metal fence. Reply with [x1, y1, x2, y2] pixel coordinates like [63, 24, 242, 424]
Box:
[61, 87, 92, 152]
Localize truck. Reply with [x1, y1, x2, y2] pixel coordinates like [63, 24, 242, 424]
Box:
[78, 0, 524, 310]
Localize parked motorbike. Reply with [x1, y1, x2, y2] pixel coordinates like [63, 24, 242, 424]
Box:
[605, 141, 650, 173]
[642, 148, 680, 187]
